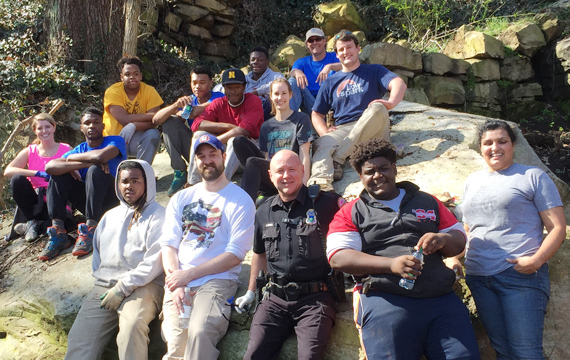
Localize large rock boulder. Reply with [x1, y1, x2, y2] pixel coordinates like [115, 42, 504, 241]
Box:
[326, 30, 366, 52]
[535, 12, 563, 43]
[423, 52, 470, 75]
[314, 0, 365, 36]
[467, 59, 501, 81]
[507, 82, 543, 99]
[556, 37, 570, 72]
[500, 54, 535, 82]
[2, 103, 570, 360]
[360, 42, 422, 71]
[174, 4, 210, 22]
[272, 35, 308, 67]
[498, 22, 546, 58]
[466, 81, 504, 104]
[410, 75, 465, 105]
[445, 31, 505, 60]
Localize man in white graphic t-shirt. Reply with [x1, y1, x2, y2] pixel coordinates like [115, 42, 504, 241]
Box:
[159, 133, 255, 360]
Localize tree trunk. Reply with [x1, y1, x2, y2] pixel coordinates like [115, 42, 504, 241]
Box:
[44, 0, 126, 88]
[123, 0, 142, 57]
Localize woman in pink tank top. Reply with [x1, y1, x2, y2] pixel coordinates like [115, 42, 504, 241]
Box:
[4, 113, 71, 241]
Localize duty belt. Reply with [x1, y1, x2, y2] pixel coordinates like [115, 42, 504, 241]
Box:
[267, 275, 328, 301]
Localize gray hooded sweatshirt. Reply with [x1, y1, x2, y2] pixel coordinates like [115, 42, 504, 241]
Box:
[92, 159, 165, 296]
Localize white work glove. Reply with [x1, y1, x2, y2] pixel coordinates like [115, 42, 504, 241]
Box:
[100, 285, 126, 311]
[118, 123, 136, 145]
[234, 290, 255, 314]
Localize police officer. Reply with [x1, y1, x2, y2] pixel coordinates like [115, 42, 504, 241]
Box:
[235, 149, 345, 360]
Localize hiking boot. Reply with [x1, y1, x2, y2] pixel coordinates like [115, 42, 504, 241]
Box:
[38, 226, 71, 261]
[168, 170, 187, 197]
[72, 223, 95, 257]
[333, 161, 344, 180]
[24, 219, 41, 242]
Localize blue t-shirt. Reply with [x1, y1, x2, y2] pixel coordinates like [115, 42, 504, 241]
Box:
[187, 91, 225, 127]
[313, 64, 398, 126]
[63, 136, 127, 181]
[259, 111, 313, 159]
[291, 52, 340, 97]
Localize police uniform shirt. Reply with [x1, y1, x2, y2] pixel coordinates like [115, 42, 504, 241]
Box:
[253, 186, 345, 283]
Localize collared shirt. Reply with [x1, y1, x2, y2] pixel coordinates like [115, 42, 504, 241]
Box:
[254, 186, 345, 283]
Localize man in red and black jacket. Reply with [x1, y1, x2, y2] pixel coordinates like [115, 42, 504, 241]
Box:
[327, 138, 480, 360]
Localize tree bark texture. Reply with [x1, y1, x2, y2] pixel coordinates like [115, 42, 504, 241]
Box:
[123, 0, 141, 57]
[44, 0, 126, 87]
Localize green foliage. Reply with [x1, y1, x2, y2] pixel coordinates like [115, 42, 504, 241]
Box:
[137, 38, 197, 105]
[497, 79, 515, 89]
[0, 0, 99, 121]
[381, 0, 452, 42]
[233, 0, 321, 61]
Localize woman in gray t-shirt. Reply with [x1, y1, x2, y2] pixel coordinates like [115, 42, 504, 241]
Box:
[234, 78, 312, 202]
[454, 119, 565, 359]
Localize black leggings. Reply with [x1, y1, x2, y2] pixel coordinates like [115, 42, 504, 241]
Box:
[233, 136, 277, 201]
[10, 174, 49, 221]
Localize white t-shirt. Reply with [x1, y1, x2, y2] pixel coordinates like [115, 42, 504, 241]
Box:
[159, 182, 255, 287]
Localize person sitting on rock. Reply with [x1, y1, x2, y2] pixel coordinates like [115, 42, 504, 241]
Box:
[42, 107, 127, 261]
[246, 46, 285, 120]
[64, 159, 165, 360]
[153, 65, 225, 197]
[327, 138, 480, 360]
[186, 68, 263, 186]
[233, 78, 312, 204]
[309, 30, 407, 192]
[288, 28, 342, 114]
[236, 150, 345, 360]
[160, 134, 254, 360]
[103, 55, 163, 165]
[4, 113, 71, 242]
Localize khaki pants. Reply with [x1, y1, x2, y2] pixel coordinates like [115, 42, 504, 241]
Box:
[64, 282, 163, 360]
[161, 279, 239, 360]
[308, 103, 390, 191]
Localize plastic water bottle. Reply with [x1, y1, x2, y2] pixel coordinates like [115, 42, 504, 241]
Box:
[180, 105, 193, 120]
[178, 287, 192, 329]
[399, 247, 424, 290]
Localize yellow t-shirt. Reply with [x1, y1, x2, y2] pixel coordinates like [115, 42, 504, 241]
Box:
[102, 82, 164, 136]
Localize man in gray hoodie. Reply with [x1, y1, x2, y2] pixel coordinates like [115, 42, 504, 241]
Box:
[65, 159, 165, 360]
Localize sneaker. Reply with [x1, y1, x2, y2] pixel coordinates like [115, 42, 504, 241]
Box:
[13, 222, 27, 236]
[38, 226, 71, 261]
[72, 223, 95, 257]
[333, 161, 344, 180]
[24, 219, 41, 242]
[168, 170, 188, 197]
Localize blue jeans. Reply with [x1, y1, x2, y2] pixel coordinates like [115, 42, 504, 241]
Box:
[288, 77, 316, 115]
[354, 290, 480, 360]
[466, 264, 550, 360]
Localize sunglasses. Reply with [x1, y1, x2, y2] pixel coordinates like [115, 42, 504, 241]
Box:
[334, 31, 353, 41]
[307, 37, 324, 43]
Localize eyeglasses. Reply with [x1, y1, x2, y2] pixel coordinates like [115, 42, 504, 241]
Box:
[307, 37, 324, 43]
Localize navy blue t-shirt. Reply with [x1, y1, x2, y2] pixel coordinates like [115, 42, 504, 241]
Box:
[312, 64, 397, 126]
[63, 136, 127, 181]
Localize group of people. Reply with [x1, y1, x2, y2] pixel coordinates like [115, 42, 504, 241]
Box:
[3, 26, 565, 360]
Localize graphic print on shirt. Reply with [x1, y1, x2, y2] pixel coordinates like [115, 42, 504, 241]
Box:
[181, 199, 222, 249]
[124, 100, 143, 114]
[412, 208, 436, 221]
[266, 130, 294, 156]
[336, 79, 364, 98]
